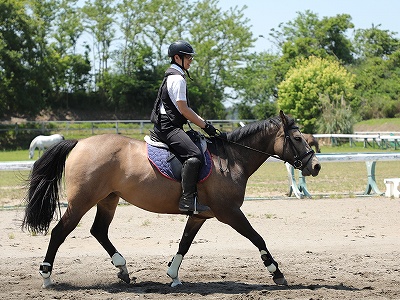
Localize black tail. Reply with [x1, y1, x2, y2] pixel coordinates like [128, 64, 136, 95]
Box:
[22, 139, 79, 234]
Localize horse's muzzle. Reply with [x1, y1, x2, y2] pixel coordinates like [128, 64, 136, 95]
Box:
[301, 156, 321, 177]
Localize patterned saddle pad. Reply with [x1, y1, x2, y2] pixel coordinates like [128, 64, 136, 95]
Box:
[147, 144, 212, 182]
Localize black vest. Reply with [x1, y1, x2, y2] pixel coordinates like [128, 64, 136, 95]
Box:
[150, 67, 189, 128]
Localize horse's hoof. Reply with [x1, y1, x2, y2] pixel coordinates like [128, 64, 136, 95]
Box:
[42, 277, 53, 288]
[170, 277, 182, 287]
[273, 275, 288, 286]
[118, 272, 131, 284]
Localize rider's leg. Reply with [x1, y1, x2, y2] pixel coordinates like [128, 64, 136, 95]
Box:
[154, 122, 209, 213]
[179, 157, 209, 213]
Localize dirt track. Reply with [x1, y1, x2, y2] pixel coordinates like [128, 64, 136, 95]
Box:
[1, 197, 399, 299]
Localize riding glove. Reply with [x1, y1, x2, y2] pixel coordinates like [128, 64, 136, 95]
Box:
[203, 121, 218, 136]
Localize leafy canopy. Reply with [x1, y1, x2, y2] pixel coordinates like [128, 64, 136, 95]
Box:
[277, 56, 355, 132]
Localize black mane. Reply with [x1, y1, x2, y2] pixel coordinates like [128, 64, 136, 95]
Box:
[226, 114, 297, 143]
[226, 115, 282, 143]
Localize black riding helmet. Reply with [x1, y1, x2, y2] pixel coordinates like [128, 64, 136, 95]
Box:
[168, 40, 195, 79]
[168, 40, 196, 57]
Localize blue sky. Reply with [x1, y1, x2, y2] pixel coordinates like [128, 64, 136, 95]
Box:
[217, 0, 400, 53]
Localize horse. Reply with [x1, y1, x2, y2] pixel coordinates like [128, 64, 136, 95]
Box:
[28, 134, 65, 159]
[22, 110, 321, 288]
[303, 133, 321, 153]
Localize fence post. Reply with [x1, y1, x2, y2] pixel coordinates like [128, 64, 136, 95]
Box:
[14, 123, 18, 137]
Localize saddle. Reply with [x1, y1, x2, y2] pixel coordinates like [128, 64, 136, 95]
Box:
[145, 130, 213, 182]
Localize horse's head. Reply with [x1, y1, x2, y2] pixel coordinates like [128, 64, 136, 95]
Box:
[275, 110, 321, 177]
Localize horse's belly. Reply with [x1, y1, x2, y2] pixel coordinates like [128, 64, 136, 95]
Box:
[115, 166, 183, 213]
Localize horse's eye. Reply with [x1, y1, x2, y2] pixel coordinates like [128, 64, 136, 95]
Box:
[294, 136, 302, 141]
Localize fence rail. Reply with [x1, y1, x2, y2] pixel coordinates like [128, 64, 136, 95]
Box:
[0, 119, 256, 137]
[314, 133, 400, 150]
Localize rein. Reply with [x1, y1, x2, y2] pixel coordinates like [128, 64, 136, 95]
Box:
[216, 135, 281, 160]
[213, 121, 314, 172]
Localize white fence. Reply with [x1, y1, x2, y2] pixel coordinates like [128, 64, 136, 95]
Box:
[0, 119, 255, 136]
[313, 133, 400, 150]
[287, 153, 400, 199]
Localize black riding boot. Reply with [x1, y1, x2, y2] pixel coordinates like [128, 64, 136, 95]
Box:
[179, 157, 210, 214]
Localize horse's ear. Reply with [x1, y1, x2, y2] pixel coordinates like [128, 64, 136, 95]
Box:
[279, 110, 288, 127]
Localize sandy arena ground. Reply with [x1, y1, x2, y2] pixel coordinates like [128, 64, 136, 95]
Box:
[1, 197, 399, 299]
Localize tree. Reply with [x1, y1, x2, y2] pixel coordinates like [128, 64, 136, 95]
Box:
[0, 0, 49, 115]
[233, 52, 279, 119]
[110, 0, 186, 115]
[82, 0, 116, 90]
[351, 25, 400, 119]
[47, 0, 91, 106]
[351, 51, 400, 119]
[270, 10, 355, 64]
[142, 0, 186, 65]
[354, 24, 400, 59]
[317, 95, 356, 134]
[188, 0, 255, 118]
[233, 10, 357, 123]
[277, 56, 355, 133]
[115, 0, 152, 76]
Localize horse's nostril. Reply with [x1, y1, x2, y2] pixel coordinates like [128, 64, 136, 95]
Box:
[314, 164, 321, 171]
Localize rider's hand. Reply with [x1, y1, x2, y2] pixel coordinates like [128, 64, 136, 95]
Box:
[203, 121, 217, 136]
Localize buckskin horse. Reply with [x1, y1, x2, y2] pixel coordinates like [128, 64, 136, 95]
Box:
[22, 110, 321, 288]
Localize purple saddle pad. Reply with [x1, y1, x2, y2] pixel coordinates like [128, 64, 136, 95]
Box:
[147, 144, 212, 182]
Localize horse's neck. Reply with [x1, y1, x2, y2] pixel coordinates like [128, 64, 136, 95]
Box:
[228, 132, 276, 177]
[29, 139, 37, 150]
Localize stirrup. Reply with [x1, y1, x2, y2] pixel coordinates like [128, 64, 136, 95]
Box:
[179, 195, 209, 214]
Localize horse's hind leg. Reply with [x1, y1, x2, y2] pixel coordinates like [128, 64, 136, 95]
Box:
[167, 215, 206, 287]
[90, 193, 130, 284]
[41, 205, 89, 288]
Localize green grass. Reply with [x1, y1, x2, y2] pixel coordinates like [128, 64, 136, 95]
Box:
[0, 170, 29, 207]
[0, 150, 31, 161]
[354, 118, 400, 132]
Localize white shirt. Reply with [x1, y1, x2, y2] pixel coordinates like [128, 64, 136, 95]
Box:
[160, 64, 187, 114]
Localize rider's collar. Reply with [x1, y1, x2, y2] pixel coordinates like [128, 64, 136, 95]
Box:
[170, 63, 185, 75]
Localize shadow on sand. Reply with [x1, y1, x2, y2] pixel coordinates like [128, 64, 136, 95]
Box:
[51, 279, 363, 296]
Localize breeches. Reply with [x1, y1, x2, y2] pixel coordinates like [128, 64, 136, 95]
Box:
[154, 116, 203, 163]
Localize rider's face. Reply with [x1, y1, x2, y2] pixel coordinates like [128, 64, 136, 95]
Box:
[174, 54, 193, 70]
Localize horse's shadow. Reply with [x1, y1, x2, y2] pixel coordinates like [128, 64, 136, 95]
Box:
[51, 280, 362, 295]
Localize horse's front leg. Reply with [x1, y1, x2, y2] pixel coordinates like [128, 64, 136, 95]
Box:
[167, 215, 207, 287]
[38, 147, 43, 158]
[217, 208, 287, 286]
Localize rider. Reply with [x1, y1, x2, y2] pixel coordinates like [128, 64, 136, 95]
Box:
[151, 40, 217, 214]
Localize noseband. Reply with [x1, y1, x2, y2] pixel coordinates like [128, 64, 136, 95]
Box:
[283, 125, 315, 170]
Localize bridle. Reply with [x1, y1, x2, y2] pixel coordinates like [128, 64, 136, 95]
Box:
[283, 124, 315, 170]
[214, 120, 315, 172]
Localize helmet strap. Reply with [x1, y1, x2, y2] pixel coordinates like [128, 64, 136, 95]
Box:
[173, 57, 193, 81]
